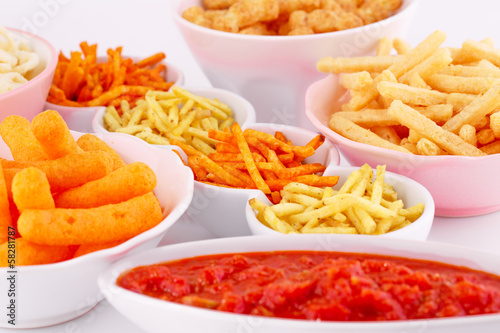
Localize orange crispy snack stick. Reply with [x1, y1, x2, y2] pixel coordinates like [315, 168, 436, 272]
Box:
[32, 110, 84, 159]
[35, 151, 113, 193]
[0, 115, 48, 162]
[76, 133, 125, 170]
[0, 164, 11, 244]
[12, 167, 55, 212]
[231, 123, 271, 194]
[18, 192, 162, 246]
[276, 163, 326, 178]
[135, 53, 166, 68]
[85, 85, 150, 107]
[0, 238, 74, 266]
[54, 162, 156, 208]
[73, 240, 126, 258]
[306, 134, 325, 150]
[243, 129, 293, 153]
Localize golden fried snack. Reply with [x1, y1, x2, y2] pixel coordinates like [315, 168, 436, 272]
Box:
[0, 163, 11, 244]
[0, 115, 48, 162]
[18, 192, 162, 246]
[76, 133, 125, 170]
[0, 238, 73, 267]
[73, 240, 126, 258]
[54, 162, 156, 208]
[204, 0, 238, 10]
[12, 167, 54, 212]
[32, 110, 83, 159]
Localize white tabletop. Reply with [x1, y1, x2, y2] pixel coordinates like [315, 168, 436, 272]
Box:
[1, 0, 500, 332]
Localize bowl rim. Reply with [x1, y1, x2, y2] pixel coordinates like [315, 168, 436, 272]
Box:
[44, 58, 185, 110]
[171, 0, 421, 41]
[180, 122, 341, 194]
[305, 73, 500, 163]
[245, 165, 435, 237]
[0, 27, 57, 100]
[99, 234, 500, 330]
[0, 130, 194, 273]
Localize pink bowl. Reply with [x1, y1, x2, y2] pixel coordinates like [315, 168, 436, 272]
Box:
[305, 74, 500, 217]
[0, 28, 57, 122]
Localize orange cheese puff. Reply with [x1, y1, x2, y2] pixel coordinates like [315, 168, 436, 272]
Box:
[73, 240, 126, 258]
[18, 192, 162, 246]
[35, 151, 113, 193]
[0, 158, 31, 169]
[54, 162, 156, 208]
[12, 167, 55, 212]
[0, 238, 73, 266]
[0, 164, 12, 244]
[76, 133, 125, 170]
[32, 110, 84, 159]
[0, 115, 48, 162]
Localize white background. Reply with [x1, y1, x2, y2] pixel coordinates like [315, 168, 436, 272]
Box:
[1, 0, 500, 332]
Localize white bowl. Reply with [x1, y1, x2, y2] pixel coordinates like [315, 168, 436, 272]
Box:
[0, 28, 57, 122]
[0, 131, 194, 328]
[99, 234, 500, 333]
[172, 0, 420, 128]
[246, 166, 435, 240]
[92, 86, 256, 143]
[179, 123, 340, 237]
[45, 57, 185, 133]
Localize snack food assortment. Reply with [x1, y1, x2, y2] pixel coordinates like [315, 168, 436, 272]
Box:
[0, 26, 39, 94]
[0, 110, 163, 266]
[249, 163, 424, 234]
[173, 122, 338, 203]
[47, 42, 173, 109]
[103, 86, 235, 149]
[318, 31, 500, 156]
[182, 0, 402, 35]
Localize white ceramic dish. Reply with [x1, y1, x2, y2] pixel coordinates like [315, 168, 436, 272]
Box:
[45, 57, 185, 133]
[99, 234, 500, 333]
[92, 86, 257, 144]
[0, 28, 57, 122]
[0, 131, 194, 329]
[177, 123, 340, 237]
[246, 166, 435, 240]
[305, 73, 500, 217]
[172, 0, 420, 128]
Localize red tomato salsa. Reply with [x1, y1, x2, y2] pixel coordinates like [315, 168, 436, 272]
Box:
[117, 251, 500, 321]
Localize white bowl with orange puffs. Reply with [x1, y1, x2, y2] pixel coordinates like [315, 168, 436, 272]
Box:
[172, 0, 420, 126]
[171, 122, 340, 237]
[307, 31, 500, 217]
[246, 164, 434, 240]
[0, 111, 193, 328]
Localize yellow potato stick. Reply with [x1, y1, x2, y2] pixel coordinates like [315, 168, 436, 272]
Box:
[399, 48, 452, 84]
[416, 138, 447, 156]
[442, 84, 500, 133]
[301, 226, 357, 234]
[350, 164, 373, 196]
[12, 167, 54, 212]
[281, 191, 322, 208]
[338, 169, 362, 194]
[263, 207, 297, 234]
[387, 100, 486, 156]
[317, 55, 398, 73]
[104, 111, 121, 132]
[18, 192, 163, 245]
[462, 39, 500, 67]
[439, 64, 500, 78]
[408, 74, 431, 89]
[127, 106, 145, 126]
[270, 203, 305, 217]
[459, 124, 478, 146]
[352, 207, 377, 234]
[136, 131, 170, 145]
[191, 137, 216, 155]
[427, 74, 500, 94]
[116, 125, 147, 135]
[249, 197, 268, 213]
[377, 81, 448, 106]
[393, 38, 411, 55]
[376, 37, 392, 56]
[399, 203, 425, 222]
[0, 115, 48, 162]
[371, 165, 386, 205]
[322, 187, 335, 200]
[340, 71, 373, 90]
[282, 182, 324, 199]
[172, 86, 227, 120]
[374, 218, 392, 235]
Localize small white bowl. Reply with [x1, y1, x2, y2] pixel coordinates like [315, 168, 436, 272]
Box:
[0, 28, 57, 122]
[45, 57, 185, 133]
[246, 166, 435, 240]
[98, 234, 500, 333]
[92, 86, 256, 142]
[172, 0, 420, 127]
[180, 123, 340, 237]
[0, 131, 194, 329]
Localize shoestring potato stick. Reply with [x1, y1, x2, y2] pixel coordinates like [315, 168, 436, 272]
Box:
[318, 30, 500, 156]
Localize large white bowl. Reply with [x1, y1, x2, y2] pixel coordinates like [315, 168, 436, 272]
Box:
[172, 0, 420, 128]
[305, 73, 500, 217]
[177, 123, 340, 237]
[99, 235, 500, 333]
[0, 131, 194, 328]
[45, 57, 185, 133]
[92, 86, 257, 141]
[0, 28, 57, 122]
[246, 166, 435, 240]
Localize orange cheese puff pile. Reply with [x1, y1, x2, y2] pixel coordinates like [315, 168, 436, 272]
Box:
[47, 41, 174, 110]
[172, 122, 339, 204]
[0, 110, 163, 266]
[183, 0, 402, 36]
